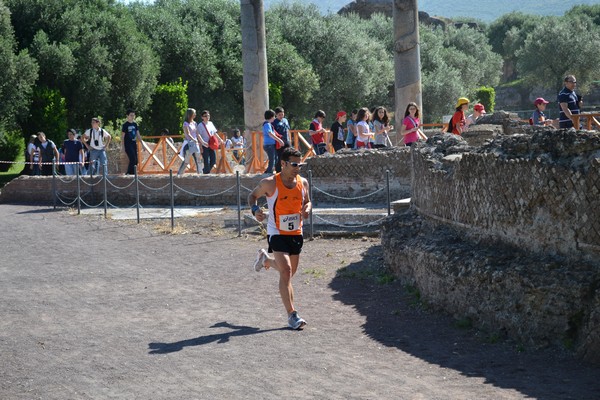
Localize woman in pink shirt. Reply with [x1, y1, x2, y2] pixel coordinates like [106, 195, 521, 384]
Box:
[400, 102, 425, 146]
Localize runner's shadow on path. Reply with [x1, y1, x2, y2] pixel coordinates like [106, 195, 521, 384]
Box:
[148, 322, 287, 354]
[329, 245, 600, 400]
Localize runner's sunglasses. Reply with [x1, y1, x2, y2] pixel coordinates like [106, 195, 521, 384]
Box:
[285, 161, 306, 168]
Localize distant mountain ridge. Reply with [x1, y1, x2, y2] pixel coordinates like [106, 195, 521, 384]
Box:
[264, 0, 598, 22]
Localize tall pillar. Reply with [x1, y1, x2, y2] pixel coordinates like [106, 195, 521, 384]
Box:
[393, 0, 422, 127]
[240, 0, 269, 171]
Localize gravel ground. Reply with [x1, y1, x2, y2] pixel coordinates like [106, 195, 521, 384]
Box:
[1, 204, 599, 399]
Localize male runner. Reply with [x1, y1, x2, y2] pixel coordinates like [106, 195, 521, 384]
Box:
[248, 147, 312, 330]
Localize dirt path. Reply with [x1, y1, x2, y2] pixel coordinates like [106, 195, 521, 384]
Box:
[1, 204, 598, 399]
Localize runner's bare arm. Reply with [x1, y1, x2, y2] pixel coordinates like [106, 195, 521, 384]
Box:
[248, 177, 275, 222]
[301, 177, 312, 219]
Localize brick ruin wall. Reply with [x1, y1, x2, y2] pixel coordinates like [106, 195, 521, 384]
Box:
[383, 126, 600, 363]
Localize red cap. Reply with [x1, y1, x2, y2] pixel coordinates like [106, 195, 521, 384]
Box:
[336, 111, 347, 120]
[473, 103, 486, 113]
[534, 97, 549, 105]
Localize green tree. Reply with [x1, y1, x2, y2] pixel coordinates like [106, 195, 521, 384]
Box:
[146, 79, 188, 137]
[516, 15, 600, 92]
[0, 0, 38, 128]
[22, 87, 68, 145]
[130, 0, 243, 128]
[7, 0, 159, 128]
[486, 12, 541, 81]
[419, 25, 502, 122]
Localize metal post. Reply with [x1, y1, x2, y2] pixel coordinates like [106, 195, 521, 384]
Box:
[135, 166, 140, 224]
[52, 160, 57, 209]
[386, 169, 391, 216]
[308, 169, 314, 240]
[170, 170, 175, 231]
[236, 170, 242, 237]
[103, 162, 108, 218]
[76, 166, 81, 215]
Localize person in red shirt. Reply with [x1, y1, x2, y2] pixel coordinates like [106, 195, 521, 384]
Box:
[308, 110, 327, 155]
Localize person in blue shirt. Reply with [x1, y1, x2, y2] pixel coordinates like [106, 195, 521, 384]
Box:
[273, 107, 291, 173]
[263, 109, 285, 174]
[558, 75, 579, 129]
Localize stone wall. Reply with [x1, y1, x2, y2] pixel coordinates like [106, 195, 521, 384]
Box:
[0, 147, 413, 206]
[411, 129, 600, 258]
[382, 128, 600, 363]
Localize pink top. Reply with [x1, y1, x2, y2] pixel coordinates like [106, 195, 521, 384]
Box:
[402, 116, 419, 144]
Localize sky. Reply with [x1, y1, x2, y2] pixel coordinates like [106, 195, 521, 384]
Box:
[117, 0, 599, 22]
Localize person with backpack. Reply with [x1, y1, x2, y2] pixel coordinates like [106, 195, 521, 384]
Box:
[82, 117, 111, 176]
[308, 110, 327, 155]
[36, 132, 59, 176]
[447, 97, 469, 135]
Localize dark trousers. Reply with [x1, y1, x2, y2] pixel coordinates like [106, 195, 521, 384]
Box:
[263, 144, 276, 174]
[202, 147, 216, 174]
[125, 143, 138, 175]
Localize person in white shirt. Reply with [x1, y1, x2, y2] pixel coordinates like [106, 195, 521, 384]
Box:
[197, 110, 224, 174]
[82, 117, 111, 176]
[464, 103, 486, 132]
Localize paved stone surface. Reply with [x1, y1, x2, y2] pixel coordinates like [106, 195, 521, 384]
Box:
[1, 204, 599, 399]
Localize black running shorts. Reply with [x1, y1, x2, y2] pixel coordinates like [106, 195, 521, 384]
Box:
[267, 235, 304, 255]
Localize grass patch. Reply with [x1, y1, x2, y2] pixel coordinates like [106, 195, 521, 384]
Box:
[303, 268, 326, 279]
[153, 221, 190, 235]
[336, 264, 396, 285]
[453, 317, 473, 330]
[0, 153, 24, 188]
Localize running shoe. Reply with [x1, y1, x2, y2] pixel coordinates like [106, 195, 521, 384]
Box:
[288, 311, 307, 330]
[253, 248, 268, 272]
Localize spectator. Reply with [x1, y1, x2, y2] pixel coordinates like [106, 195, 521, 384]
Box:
[36, 132, 60, 176]
[355, 107, 374, 149]
[345, 109, 358, 149]
[400, 102, 426, 146]
[231, 128, 246, 165]
[161, 128, 174, 146]
[372, 106, 393, 148]
[82, 117, 111, 176]
[262, 109, 284, 174]
[177, 108, 201, 176]
[63, 129, 84, 176]
[273, 107, 291, 173]
[330, 111, 347, 152]
[121, 109, 141, 175]
[447, 97, 469, 135]
[465, 103, 486, 131]
[27, 134, 40, 176]
[531, 98, 553, 126]
[197, 110, 223, 174]
[558, 75, 580, 129]
[308, 110, 327, 155]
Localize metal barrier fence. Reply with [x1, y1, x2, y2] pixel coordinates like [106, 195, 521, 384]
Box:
[48, 162, 393, 238]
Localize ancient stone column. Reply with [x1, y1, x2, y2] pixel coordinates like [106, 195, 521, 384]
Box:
[240, 0, 269, 172]
[393, 0, 422, 126]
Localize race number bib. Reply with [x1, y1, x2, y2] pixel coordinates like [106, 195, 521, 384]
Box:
[279, 213, 301, 232]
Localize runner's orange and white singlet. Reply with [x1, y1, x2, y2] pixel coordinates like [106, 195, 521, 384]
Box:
[266, 173, 305, 236]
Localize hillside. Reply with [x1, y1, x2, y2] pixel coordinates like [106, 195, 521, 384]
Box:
[264, 0, 598, 22]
